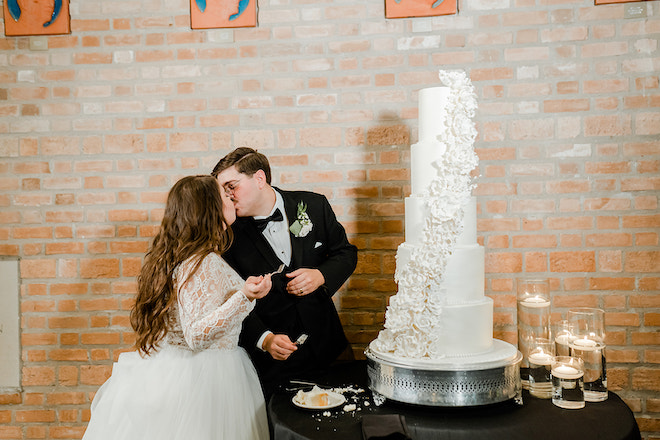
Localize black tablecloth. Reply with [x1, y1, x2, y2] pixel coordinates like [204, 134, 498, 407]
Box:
[269, 360, 641, 440]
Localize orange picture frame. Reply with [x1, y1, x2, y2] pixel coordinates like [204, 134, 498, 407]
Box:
[4, 0, 70, 36]
[594, 0, 647, 5]
[191, 0, 257, 29]
[385, 0, 457, 19]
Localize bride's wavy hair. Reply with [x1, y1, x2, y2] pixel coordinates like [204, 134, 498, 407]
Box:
[131, 175, 233, 355]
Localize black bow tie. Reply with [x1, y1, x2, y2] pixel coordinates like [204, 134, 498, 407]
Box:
[254, 209, 284, 232]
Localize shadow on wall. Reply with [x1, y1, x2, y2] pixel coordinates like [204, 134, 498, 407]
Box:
[339, 115, 411, 359]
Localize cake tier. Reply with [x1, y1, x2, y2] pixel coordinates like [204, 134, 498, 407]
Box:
[404, 196, 477, 247]
[418, 86, 450, 143]
[411, 140, 445, 195]
[397, 242, 485, 304]
[440, 297, 493, 357]
[373, 296, 494, 359]
[367, 338, 518, 370]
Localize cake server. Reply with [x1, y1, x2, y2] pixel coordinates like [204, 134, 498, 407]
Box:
[268, 263, 285, 276]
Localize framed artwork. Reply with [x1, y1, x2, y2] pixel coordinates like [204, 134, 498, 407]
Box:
[4, 0, 70, 36]
[385, 0, 457, 19]
[191, 0, 257, 29]
[595, 0, 647, 4]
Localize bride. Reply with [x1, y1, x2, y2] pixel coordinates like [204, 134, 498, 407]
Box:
[83, 175, 271, 440]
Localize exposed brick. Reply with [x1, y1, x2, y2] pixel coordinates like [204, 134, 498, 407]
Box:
[647, 351, 660, 364]
[607, 312, 641, 327]
[366, 125, 409, 147]
[645, 314, 660, 327]
[80, 366, 112, 386]
[633, 369, 660, 392]
[589, 277, 634, 290]
[0, 393, 22, 405]
[16, 410, 56, 423]
[46, 393, 86, 406]
[48, 426, 87, 439]
[485, 253, 522, 273]
[633, 332, 660, 346]
[2, 2, 659, 436]
[607, 350, 640, 363]
[20, 260, 57, 278]
[549, 251, 596, 272]
[625, 252, 660, 273]
[22, 367, 55, 386]
[80, 259, 120, 279]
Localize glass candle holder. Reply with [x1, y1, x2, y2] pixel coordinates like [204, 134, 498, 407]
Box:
[551, 356, 585, 409]
[568, 308, 607, 402]
[516, 278, 551, 389]
[528, 338, 555, 399]
[553, 319, 573, 357]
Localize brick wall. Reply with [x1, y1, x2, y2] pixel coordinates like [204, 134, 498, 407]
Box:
[1, 0, 658, 437]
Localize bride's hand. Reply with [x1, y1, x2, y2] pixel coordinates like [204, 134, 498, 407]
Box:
[242, 275, 272, 300]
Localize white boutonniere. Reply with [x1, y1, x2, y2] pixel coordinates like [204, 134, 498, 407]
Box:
[289, 201, 313, 238]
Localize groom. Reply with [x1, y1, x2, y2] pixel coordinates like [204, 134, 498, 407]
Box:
[212, 148, 358, 396]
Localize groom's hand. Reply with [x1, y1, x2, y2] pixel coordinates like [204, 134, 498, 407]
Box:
[263, 334, 297, 360]
[285, 268, 325, 296]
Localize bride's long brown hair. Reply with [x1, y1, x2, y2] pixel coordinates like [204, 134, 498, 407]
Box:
[130, 175, 233, 355]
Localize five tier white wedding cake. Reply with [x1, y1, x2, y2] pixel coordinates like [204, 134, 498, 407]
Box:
[370, 70, 512, 363]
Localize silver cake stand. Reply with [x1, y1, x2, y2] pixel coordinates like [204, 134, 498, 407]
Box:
[365, 339, 523, 407]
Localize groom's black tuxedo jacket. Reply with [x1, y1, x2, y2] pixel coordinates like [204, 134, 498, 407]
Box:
[223, 188, 358, 389]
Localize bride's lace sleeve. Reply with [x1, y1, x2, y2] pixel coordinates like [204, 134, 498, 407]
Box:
[176, 253, 254, 351]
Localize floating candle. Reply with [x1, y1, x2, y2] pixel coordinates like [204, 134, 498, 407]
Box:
[522, 296, 551, 307]
[552, 365, 583, 379]
[573, 338, 597, 348]
[529, 352, 554, 365]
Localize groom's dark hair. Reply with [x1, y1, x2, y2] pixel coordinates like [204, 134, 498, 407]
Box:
[211, 147, 272, 184]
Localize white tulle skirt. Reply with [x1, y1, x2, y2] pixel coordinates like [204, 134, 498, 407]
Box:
[82, 345, 269, 440]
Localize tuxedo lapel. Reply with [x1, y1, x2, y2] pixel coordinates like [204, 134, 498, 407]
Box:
[237, 217, 283, 268]
[279, 189, 305, 268]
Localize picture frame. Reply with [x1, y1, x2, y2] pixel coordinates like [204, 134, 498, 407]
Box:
[191, 0, 257, 29]
[3, 0, 70, 36]
[385, 0, 457, 19]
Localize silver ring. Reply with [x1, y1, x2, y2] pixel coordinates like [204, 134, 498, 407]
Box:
[299, 289, 303, 294]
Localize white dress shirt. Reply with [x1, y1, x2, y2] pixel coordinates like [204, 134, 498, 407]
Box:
[253, 191, 292, 266]
[253, 190, 292, 350]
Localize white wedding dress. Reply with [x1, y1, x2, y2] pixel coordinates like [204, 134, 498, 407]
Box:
[83, 253, 269, 440]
